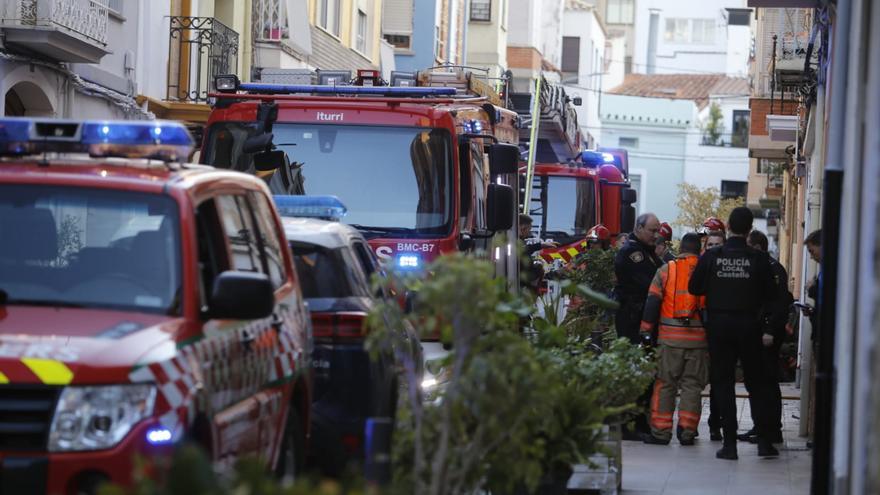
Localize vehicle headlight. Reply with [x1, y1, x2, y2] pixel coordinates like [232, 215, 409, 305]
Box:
[48, 385, 156, 452]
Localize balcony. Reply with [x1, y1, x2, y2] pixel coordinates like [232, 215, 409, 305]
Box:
[700, 131, 749, 149]
[0, 0, 109, 63]
[166, 16, 239, 103]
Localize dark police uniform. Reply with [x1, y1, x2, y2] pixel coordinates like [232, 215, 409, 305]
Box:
[614, 233, 663, 344]
[689, 236, 777, 444]
[762, 259, 793, 439]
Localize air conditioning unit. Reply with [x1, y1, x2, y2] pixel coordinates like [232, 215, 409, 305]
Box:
[766, 114, 798, 142]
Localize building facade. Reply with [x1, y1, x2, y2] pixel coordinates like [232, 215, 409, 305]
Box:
[383, 0, 466, 72]
[466, 0, 509, 78]
[631, 0, 751, 76]
[1, 0, 151, 119]
[561, 0, 608, 149]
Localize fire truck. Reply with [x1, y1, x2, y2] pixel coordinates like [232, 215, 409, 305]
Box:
[201, 68, 521, 287]
[511, 79, 636, 261]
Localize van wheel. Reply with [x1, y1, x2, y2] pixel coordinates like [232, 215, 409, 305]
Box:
[275, 406, 305, 485]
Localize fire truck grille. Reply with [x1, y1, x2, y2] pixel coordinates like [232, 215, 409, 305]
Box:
[0, 387, 60, 451]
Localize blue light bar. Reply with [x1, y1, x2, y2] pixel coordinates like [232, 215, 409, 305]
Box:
[238, 82, 457, 97]
[578, 150, 609, 168]
[0, 117, 194, 161]
[146, 427, 174, 445]
[274, 195, 347, 220]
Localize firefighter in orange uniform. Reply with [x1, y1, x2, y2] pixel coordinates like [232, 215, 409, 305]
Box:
[639, 233, 708, 445]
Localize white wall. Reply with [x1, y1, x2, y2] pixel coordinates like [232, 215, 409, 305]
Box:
[632, 0, 748, 76]
[136, 0, 171, 100]
[562, 6, 606, 149]
[683, 94, 750, 190]
[507, 0, 541, 47]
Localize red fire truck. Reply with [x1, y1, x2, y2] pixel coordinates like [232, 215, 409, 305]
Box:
[511, 80, 636, 259]
[201, 69, 521, 286]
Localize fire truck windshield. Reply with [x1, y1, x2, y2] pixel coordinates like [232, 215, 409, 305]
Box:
[0, 185, 181, 314]
[204, 123, 453, 238]
[527, 176, 596, 243]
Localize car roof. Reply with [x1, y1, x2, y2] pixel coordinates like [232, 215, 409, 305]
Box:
[280, 216, 366, 250]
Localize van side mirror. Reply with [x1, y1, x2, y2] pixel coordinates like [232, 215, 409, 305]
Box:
[489, 143, 520, 176]
[209, 271, 274, 320]
[486, 183, 514, 232]
[253, 150, 286, 172]
[621, 187, 637, 204]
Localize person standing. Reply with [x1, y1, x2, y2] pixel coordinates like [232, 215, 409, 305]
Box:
[639, 233, 708, 445]
[689, 207, 779, 460]
[614, 213, 663, 439]
[614, 213, 664, 344]
[701, 229, 726, 441]
[734, 230, 793, 444]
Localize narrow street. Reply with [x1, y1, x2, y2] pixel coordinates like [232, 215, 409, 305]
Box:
[617, 386, 811, 494]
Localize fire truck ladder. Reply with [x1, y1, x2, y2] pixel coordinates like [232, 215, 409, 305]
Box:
[510, 78, 583, 163]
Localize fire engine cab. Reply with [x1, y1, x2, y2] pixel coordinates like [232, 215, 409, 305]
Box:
[0, 118, 311, 494]
[512, 79, 637, 260]
[201, 68, 522, 288]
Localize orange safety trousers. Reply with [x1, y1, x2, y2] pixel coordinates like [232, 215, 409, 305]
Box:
[650, 345, 710, 440]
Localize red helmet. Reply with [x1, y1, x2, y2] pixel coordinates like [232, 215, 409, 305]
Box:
[699, 217, 726, 235]
[586, 224, 611, 242]
[659, 222, 673, 242]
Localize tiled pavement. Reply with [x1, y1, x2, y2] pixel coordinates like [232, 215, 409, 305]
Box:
[617, 384, 812, 495]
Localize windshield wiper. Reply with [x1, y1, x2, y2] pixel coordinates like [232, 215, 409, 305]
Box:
[5, 298, 87, 309]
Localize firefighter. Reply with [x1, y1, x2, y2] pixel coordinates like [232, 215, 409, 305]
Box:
[586, 224, 612, 250]
[698, 217, 726, 253]
[614, 213, 663, 440]
[689, 207, 779, 460]
[639, 233, 707, 445]
[656, 222, 675, 262]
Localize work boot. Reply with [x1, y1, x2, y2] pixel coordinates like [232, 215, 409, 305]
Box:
[710, 427, 723, 441]
[737, 427, 756, 442]
[716, 443, 738, 460]
[758, 439, 780, 458]
[642, 433, 671, 445]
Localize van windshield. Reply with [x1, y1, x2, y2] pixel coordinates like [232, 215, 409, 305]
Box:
[0, 185, 181, 314]
[203, 122, 453, 238]
[525, 175, 596, 244]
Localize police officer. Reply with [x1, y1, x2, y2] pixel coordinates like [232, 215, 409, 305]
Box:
[689, 207, 778, 460]
[735, 229, 792, 444]
[615, 213, 664, 344]
[614, 213, 663, 439]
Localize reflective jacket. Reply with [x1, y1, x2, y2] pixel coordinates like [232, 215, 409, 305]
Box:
[640, 254, 707, 348]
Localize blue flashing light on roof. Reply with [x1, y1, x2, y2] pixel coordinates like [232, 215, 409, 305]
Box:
[0, 117, 194, 161]
[238, 82, 457, 97]
[274, 195, 348, 221]
[578, 150, 609, 168]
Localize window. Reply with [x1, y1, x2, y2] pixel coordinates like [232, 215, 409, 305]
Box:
[216, 195, 263, 273]
[107, 0, 123, 14]
[726, 8, 751, 26]
[470, 141, 488, 230]
[196, 199, 227, 310]
[732, 110, 750, 148]
[291, 243, 364, 298]
[384, 34, 411, 49]
[501, 0, 507, 28]
[470, 0, 491, 21]
[318, 0, 341, 36]
[435, 25, 442, 59]
[356, 10, 368, 54]
[758, 159, 786, 188]
[459, 143, 472, 227]
[606, 0, 634, 24]
[721, 180, 748, 200]
[250, 192, 287, 288]
[619, 136, 639, 148]
[664, 18, 716, 44]
[561, 37, 580, 74]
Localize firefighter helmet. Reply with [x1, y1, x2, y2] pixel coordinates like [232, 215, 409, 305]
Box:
[659, 222, 673, 242]
[586, 224, 611, 242]
[699, 217, 726, 235]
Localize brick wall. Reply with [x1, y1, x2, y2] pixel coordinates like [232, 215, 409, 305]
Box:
[507, 46, 542, 70]
[750, 97, 800, 136]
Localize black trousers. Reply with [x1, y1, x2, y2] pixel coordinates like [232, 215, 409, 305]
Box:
[615, 303, 643, 345]
[762, 341, 783, 434]
[706, 312, 774, 443]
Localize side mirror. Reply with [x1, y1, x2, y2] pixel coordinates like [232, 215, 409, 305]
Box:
[253, 149, 286, 172]
[243, 133, 274, 154]
[209, 271, 274, 320]
[572, 96, 583, 106]
[621, 187, 637, 204]
[488, 143, 520, 176]
[486, 183, 515, 232]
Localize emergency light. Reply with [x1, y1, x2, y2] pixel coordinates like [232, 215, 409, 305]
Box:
[0, 118, 194, 162]
[237, 82, 457, 97]
[397, 254, 420, 269]
[273, 195, 348, 221]
[578, 150, 611, 168]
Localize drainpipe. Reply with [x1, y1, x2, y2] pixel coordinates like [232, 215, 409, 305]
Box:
[646, 9, 660, 74]
[446, 0, 456, 64]
[461, 0, 469, 66]
[812, 0, 850, 492]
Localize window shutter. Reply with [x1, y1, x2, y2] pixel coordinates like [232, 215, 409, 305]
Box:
[383, 0, 413, 35]
[561, 37, 580, 73]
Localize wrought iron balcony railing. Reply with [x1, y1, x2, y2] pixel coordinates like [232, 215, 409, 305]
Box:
[0, 0, 109, 44]
[167, 16, 239, 103]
